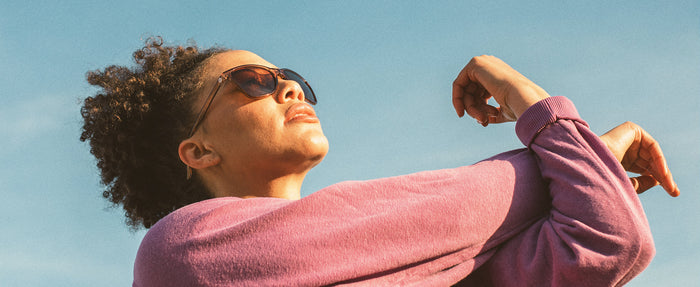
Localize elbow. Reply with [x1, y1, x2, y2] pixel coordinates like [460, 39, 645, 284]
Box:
[571, 219, 656, 284]
[626, 213, 656, 269]
[611, 221, 656, 285]
[631, 223, 656, 272]
[636, 226, 656, 265]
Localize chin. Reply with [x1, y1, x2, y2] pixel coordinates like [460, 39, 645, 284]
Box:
[306, 134, 329, 165]
[285, 124, 329, 169]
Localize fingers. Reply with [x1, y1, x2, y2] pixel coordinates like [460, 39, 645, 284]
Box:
[462, 83, 488, 121]
[452, 60, 475, 118]
[451, 82, 467, 118]
[452, 55, 548, 125]
[452, 57, 494, 123]
[636, 127, 680, 197]
[452, 69, 514, 125]
[601, 121, 679, 197]
[453, 69, 488, 121]
[480, 107, 517, 125]
[630, 175, 660, 194]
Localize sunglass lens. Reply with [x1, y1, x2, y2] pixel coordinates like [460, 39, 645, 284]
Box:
[283, 69, 317, 105]
[231, 67, 276, 97]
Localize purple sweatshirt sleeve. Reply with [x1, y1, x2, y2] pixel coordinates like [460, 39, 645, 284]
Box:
[465, 96, 655, 286]
[133, 97, 654, 286]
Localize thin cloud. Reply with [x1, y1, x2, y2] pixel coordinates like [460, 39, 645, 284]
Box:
[0, 94, 76, 150]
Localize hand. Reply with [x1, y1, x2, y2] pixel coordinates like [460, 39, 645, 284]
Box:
[452, 55, 550, 126]
[599, 122, 679, 197]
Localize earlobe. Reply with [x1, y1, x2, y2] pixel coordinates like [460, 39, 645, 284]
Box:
[178, 138, 221, 171]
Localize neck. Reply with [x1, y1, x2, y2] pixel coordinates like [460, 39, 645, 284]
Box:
[202, 166, 306, 200]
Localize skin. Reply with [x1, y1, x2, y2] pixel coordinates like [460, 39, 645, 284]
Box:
[453, 55, 679, 197]
[599, 121, 679, 196]
[179, 50, 329, 199]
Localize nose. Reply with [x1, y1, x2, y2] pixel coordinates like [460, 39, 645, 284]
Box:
[275, 78, 306, 104]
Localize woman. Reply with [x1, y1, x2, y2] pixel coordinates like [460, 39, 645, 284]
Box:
[81, 38, 678, 286]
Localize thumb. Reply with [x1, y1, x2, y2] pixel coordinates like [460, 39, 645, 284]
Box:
[631, 175, 659, 194]
[484, 107, 517, 125]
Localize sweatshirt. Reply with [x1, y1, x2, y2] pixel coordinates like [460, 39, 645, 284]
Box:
[133, 96, 654, 286]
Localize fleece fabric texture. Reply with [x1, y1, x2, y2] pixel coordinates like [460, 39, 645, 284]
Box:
[133, 96, 654, 286]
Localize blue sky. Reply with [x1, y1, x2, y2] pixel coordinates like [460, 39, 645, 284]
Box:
[1, 1, 698, 286]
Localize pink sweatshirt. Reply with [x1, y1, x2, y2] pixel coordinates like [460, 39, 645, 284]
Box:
[133, 97, 654, 286]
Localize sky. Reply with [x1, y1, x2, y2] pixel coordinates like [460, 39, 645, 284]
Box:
[1, 0, 698, 286]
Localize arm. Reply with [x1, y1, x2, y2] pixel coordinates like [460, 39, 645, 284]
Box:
[453, 56, 678, 286]
[471, 98, 654, 286]
[452, 55, 678, 197]
[136, 153, 554, 286]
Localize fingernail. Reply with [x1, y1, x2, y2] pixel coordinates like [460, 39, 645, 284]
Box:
[489, 115, 498, 122]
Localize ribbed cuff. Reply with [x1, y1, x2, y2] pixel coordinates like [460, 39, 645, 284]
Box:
[515, 96, 587, 147]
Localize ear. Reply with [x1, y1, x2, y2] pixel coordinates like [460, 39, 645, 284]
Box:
[178, 138, 221, 172]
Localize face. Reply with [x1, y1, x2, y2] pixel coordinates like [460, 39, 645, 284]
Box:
[192, 50, 328, 177]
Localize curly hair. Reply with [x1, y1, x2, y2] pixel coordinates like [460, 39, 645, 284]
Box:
[80, 37, 227, 229]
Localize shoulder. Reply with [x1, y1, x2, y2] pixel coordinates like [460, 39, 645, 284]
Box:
[133, 198, 237, 277]
[133, 196, 290, 285]
[139, 196, 292, 250]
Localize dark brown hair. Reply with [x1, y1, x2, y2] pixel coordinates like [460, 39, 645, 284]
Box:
[80, 37, 226, 229]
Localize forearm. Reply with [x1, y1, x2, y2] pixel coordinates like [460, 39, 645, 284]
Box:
[269, 154, 551, 285]
[472, 97, 654, 286]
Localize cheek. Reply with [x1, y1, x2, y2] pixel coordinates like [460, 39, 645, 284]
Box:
[217, 106, 282, 149]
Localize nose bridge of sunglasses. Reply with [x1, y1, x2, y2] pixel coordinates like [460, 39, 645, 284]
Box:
[276, 69, 288, 80]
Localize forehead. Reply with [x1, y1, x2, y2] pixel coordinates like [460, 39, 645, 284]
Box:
[206, 50, 277, 76]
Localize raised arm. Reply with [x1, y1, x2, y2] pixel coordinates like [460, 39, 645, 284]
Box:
[453, 56, 678, 286]
[475, 99, 655, 286]
[453, 55, 678, 197]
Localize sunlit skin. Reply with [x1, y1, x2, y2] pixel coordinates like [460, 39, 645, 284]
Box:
[599, 121, 679, 196]
[178, 50, 329, 200]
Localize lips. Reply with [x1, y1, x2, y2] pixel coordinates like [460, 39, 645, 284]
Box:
[285, 103, 319, 124]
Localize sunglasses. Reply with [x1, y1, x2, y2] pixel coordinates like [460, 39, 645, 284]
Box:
[186, 64, 317, 179]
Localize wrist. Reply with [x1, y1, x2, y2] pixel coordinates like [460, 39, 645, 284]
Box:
[511, 85, 551, 118]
